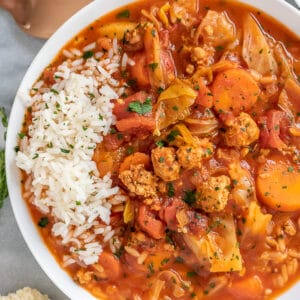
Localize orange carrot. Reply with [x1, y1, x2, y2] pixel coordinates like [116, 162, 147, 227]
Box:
[130, 52, 150, 87]
[116, 115, 155, 132]
[137, 205, 165, 239]
[211, 68, 260, 115]
[257, 156, 300, 211]
[228, 275, 264, 299]
[119, 152, 150, 173]
[98, 251, 121, 281]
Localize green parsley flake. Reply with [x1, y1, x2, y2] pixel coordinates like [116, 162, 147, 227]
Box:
[60, 148, 70, 154]
[116, 9, 130, 18]
[82, 51, 94, 59]
[38, 217, 49, 228]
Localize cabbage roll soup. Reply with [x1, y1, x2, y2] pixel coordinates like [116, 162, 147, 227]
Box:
[16, 0, 300, 299]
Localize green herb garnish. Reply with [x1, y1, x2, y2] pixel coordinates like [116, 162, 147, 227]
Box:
[82, 51, 94, 59]
[183, 190, 196, 205]
[116, 9, 130, 18]
[128, 98, 152, 115]
[38, 217, 49, 228]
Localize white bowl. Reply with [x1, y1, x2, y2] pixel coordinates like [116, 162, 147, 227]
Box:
[5, 0, 300, 299]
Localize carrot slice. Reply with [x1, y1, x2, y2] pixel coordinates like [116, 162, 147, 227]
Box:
[212, 68, 260, 115]
[119, 152, 150, 173]
[257, 157, 300, 211]
[98, 251, 121, 281]
[228, 275, 264, 299]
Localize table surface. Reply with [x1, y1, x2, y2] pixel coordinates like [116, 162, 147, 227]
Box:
[0, 1, 298, 299]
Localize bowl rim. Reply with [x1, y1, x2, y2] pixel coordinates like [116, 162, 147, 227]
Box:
[5, 0, 300, 299]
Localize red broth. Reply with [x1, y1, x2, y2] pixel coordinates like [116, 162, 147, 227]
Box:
[20, 0, 300, 299]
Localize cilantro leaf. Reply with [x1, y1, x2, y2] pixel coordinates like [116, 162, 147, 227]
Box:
[128, 98, 152, 115]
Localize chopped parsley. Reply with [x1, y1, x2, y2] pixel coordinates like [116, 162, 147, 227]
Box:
[60, 148, 70, 154]
[166, 130, 180, 142]
[114, 246, 124, 259]
[116, 9, 130, 18]
[160, 258, 170, 266]
[215, 45, 224, 51]
[38, 217, 49, 228]
[32, 153, 39, 160]
[187, 271, 197, 278]
[183, 190, 197, 205]
[126, 146, 134, 155]
[18, 132, 26, 139]
[147, 262, 155, 274]
[158, 156, 165, 163]
[82, 51, 94, 59]
[155, 140, 165, 148]
[167, 182, 175, 197]
[174, 256, 185, 263]
[128, 98, 152, 115]
[50, 88, 59, 95]
[148, 62, 159, 71]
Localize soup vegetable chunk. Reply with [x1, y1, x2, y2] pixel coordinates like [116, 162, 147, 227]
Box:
[15, 0, 300, 299]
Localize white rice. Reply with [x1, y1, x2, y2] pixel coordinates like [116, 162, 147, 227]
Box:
[83, 42, 97, 52]
[16, 37, 127, 266]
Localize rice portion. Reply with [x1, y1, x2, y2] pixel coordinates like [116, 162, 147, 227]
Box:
[16, 39, 127, 265]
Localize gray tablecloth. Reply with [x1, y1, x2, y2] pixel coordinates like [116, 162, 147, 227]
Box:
[0, 1, 298, 299]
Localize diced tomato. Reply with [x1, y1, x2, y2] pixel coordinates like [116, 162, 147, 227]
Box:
[43, 68, 56, 85]
[113, 91, 150, 120]
[159, 30, 170, 49]
[160, 198, 185, 230]
[137, 205, 165, 239]
[130, 53, 150, 87]
[187, 210, 209, 236]
[195, 79, 214, 108]
[258, 110, 287, 150]
[116, 115, 155, 133]
[160, 50, 176, 84]
[103, 133, 125, 151]
[110, 213, 123, 227]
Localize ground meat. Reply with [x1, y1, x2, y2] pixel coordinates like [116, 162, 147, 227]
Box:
[197, 10, 235, 46]
[75, 269, 93, 285]
[223, 112, 260, 147]
[176, 139, 213, 169]
[190, 45, 215, 67]
[151, 147, 180, 181]
[119, 164, 157, 198]
[196, 175, 231, 213]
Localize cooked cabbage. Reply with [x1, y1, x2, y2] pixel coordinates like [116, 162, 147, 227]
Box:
[183, 214, 243, 272]
[154, 80, 197, 135]
[242, 15, 278, 75]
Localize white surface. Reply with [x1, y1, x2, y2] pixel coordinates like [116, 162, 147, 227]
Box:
[4, 0, 300, 299]
[295, 0, 300, 7]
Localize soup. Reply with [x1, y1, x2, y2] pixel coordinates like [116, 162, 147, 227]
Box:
[16, 0, 300, 299]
